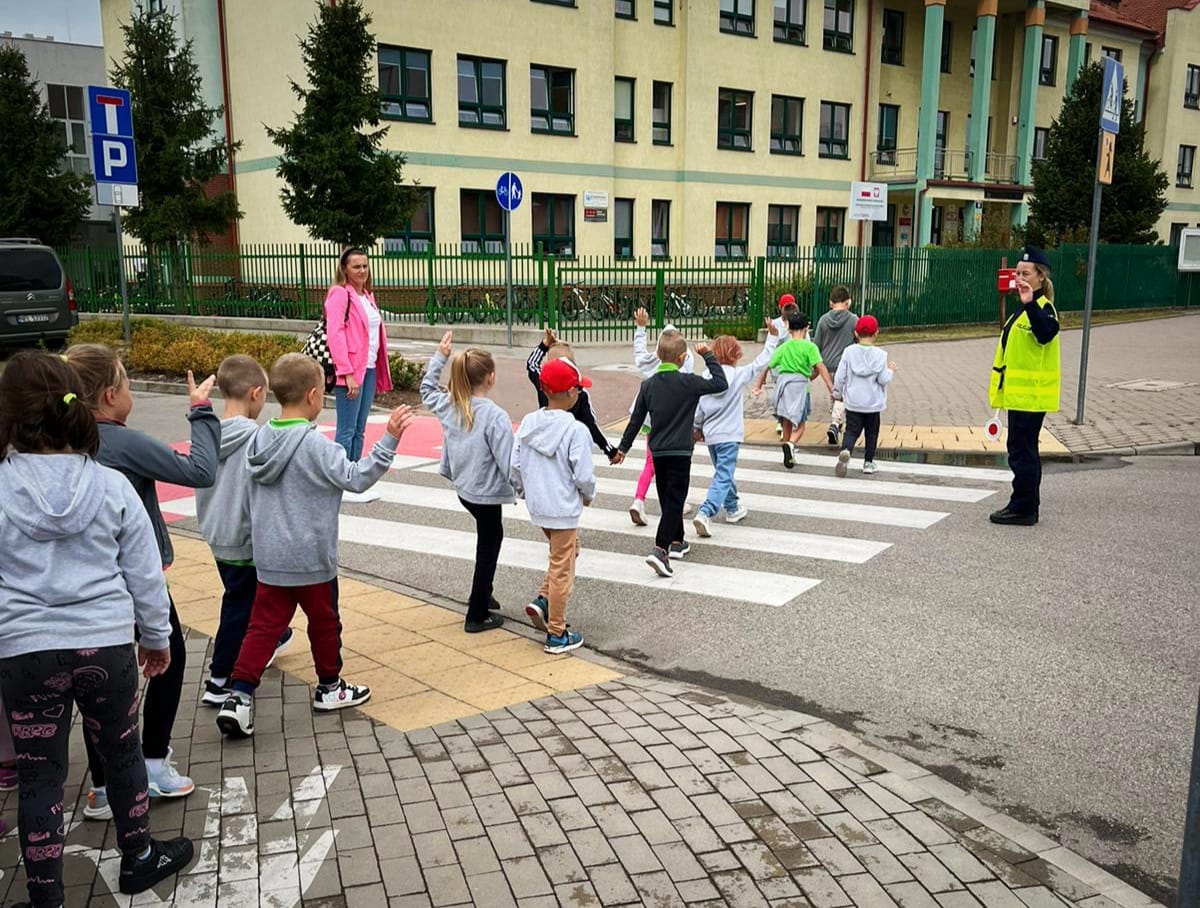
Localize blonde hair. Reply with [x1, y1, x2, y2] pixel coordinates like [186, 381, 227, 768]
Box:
[712, 335, 742, 366]
[64, 343, 127, 410]
[448, 348, 495, 430]
[217, 354, 268, 400]
[656, 333, 687, 363]
[1035, 265, 1055, 301]
[546, 342, 575, 363]
[271, 353, 323, 405]
[333, 247, 373, 293]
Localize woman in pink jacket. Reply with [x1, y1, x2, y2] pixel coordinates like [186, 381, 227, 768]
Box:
[326, 247, 394, 503]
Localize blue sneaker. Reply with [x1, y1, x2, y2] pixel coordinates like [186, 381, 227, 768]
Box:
[544, 630, 583, 655]
[147, 748, 194, 799]
[525, 595, 549, 632]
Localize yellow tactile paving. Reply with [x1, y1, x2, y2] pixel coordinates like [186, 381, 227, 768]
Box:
[167, 535, 622, 732]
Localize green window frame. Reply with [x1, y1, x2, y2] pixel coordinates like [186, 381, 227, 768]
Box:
[457, 56, 506, 129]
[815, 206, 844, 246]
[1186, 65, 1200, 109]
[881, 9, 903, 64]
[823, 0, 853, 52]
[385, 188, 435, 253]
[717, 88, 754, 151]
[1178, 145, 1196, 189]
[720, 0, 755, 36]
[767, 204, 799, 259]
[877, 103, 898, 163]
[379, 46, 431, 122]
[614, 198, 634, 258]
[654, 0, 674, 24]
[615, 77, 635, 142]
[653, 81, 672, 145]
[1039, 35, 1058, 86]
[770, 94, 803, 155]
[940, 20, 952, 73]
[532, 193, 576, 256]
[652, 199, 670, 259]
[819, 101, 850, 159]
[1170, 223, 1187, 247]
[460, 189, 504, 254]
[774, 0, 805, 44]
[715, 202, 750, 260]
[531, 65, 574, 135]
[616, 0, 635, 18]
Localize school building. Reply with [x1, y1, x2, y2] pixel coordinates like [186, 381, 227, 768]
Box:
[98, 0, 1200, 256]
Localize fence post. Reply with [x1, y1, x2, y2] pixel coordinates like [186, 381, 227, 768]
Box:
[547, 253, 557, 332]
[654, 267, 665, 332]
[754, 256, 766, 326]
[426, 242, 436, 325]
[84, 246, 94, 311]
[185, 243, 196, 315]
[536, 243, 546, 329]
[298, 244, 309, 320]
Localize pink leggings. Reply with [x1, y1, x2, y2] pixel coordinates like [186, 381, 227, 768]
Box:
[635, 449, 656, 501]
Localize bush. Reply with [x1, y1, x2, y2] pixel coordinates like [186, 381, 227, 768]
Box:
[764, 270, 814, 308]
[702, 321, 759, 341]
[387, 353, 423, 392]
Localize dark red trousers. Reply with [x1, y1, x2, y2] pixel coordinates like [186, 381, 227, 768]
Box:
[231, 579, 341, 691]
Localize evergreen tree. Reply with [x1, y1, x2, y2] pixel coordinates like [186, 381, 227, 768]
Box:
[0, 45, 92, 246]
[1027, 62, 1167, 246]
[110, 3, 241, 249]
[267, 0, 416, 248]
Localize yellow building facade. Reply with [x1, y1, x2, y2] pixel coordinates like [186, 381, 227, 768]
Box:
[99, 0, 1199, 255]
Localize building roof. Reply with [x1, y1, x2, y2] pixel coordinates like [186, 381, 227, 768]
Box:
[1106, 0, 1200, 45]
[1088, 0, 1159, 36]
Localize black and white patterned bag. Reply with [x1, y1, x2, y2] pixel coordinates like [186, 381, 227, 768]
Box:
[302, 289, 352, 392]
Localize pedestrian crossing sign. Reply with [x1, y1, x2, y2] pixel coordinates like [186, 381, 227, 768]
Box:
[1100, 57, 1123, 134]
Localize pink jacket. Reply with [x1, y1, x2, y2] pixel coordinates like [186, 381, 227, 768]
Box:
[324, 284, 393, 392]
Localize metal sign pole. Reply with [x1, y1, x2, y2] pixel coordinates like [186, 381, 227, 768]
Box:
[504, 206, 514, 350]
[860, 240, 869, 314]
[1075, 128, 1104, 426]
[1180, 688, 1200, 908]
[114, 206, 131, 344]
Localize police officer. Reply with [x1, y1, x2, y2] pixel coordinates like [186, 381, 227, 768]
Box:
[988, 246, 1060, 526]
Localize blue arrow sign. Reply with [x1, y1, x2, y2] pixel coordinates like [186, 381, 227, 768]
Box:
[1100, 56, 1123, 135]
[495, 172, 523, 212]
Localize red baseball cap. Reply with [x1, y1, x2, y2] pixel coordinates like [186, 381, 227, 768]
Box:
[778, 293, 796, 309]
[856, 314, 880, 335]
[541, 357, 592, 394]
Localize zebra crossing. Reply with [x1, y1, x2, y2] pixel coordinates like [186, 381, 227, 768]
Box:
[161, 415, 1010, 611]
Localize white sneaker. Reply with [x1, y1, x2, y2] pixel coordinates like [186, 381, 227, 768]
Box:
[84, 788, 113, 821]
[862, 461, 878, 475]
[726, 506, 749, 524]
[682, 501, 696, 516]
[313, 679, 371, 712]
[693, 512, 712, 537]
[342, 488, 381, 504]
[629, 498, 647, 526]
[835, 450, 850, 478]
[147, 748, 195, 799]
[217, 693, 255, 738]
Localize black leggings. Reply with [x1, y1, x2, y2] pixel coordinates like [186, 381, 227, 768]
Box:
[0, 645, 152, 907]
[841, 411, 882, 462]
[85, 597, 185, 785]
[459, 498, 504, 622]
[653, 455, 692, 551]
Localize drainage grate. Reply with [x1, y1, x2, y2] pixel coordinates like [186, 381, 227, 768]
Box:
[1104, 379, 1198, 392]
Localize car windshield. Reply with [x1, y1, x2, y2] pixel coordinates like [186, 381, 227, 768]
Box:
[0, 249, 62, 292]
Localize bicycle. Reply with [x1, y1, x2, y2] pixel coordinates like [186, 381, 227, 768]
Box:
[665, 287, 694, 320]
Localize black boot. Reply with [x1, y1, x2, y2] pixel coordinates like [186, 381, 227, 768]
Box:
[989, 507, 1038, 526]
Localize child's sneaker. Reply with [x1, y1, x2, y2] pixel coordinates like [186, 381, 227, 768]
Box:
[525, 595, 549, 632]
[148, 749, 194, 799]
[0, 766, 17, 791]
[835, 450, 850, 477]
[217, 692, 255, 738]
[118, 836, 194, 895]
[265, 627, 295, 669]
[313, 679, 371, 712]
[827, 423, 840, 445]
[544, 630, 584, 655]
[693, 512, 711, 537]
[669, 541, 690, 560]
[862, 461, 878, 475]
[682, 501, 696, 516]
[645, 547, 673, 577]
[781, 442, 794, 469]
[201, 680, 231, 708]
[726, 506, 749, 524]
[774, 423, 783, 439]
[628, 498, 646, 526]
[84, 787, 113, 821]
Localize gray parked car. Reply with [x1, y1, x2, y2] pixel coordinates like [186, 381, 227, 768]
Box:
[0, 238, 78, 349]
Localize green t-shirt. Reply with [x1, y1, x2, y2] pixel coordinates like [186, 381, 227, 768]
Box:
[768, 338, 823, 377]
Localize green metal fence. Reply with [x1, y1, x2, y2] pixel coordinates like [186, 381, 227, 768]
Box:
[61, 242, 1197, 340]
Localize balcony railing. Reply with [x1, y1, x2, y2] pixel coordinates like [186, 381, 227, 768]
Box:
[870, 147, 1023, 184]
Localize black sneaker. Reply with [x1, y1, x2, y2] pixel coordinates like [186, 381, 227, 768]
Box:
[989, 507, 1038, 526]
[465, 613, 505, 634]
[669, 541, 690, 560]
[645, 547, 673, 577]
[488, 596, 501, 611]
[781, 442, 795, 470]
[200, 680, 230, 708]
[827, 424, 840, 445]
[119, 836, 195, 894]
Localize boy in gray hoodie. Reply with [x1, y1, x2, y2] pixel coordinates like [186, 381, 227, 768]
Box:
[813, 286, 859, 445]
[511, 358, 597, 655]
[216, 354, 414, 738]
[831, 315, 895, 476]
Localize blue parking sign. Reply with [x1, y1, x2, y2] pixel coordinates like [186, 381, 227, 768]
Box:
[495, 172, 523, 212]
[1100, 57, 1123, 134]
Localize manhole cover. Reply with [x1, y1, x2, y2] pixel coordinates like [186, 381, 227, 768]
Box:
[1104, 379, 1198, 392]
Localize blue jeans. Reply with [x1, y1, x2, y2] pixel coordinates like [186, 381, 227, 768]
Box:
[698, 442, 741, 518]
[334, 367, 377, 460]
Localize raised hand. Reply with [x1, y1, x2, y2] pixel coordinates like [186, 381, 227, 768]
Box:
[187, 370, 217, 405]
[694, 342, 712, 357]
[1015, 279, 1034, 304]
[634, 307, 649, 328]
[766, 318, 779, 336]
[437, 330, 453, 357]
[387, 404, 415, 440]
[543, 327, 557, 347]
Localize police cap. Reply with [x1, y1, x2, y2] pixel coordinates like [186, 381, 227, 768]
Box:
[1019, 246, 1052, 270]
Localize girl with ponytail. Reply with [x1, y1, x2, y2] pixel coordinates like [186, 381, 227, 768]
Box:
[420, 331, 516, 633]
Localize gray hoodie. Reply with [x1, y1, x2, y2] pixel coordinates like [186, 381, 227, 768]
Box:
[195, 416, 259, 562]
[421, 352, 516, 506]
[813, 308, 859, 375]
[246, 419, 398, 586]
[833, 345, 894, 414]
[0, 453, 172, 660]
[510, 409, 596, 530]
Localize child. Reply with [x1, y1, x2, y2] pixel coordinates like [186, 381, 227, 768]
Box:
[758, 294, 802, 440]
[767, 313, 835, 469]
[526, 328, 618, 462]
[832, 315, 895, 476]
[813, 286, 859, 446]
[422, 330, 514, 634]
[617, 335, 727, 577]
[217, 355, 413, 737]
[66, 343, 219, 814]
[195, 355, 293, 708]
[511, 358, 596, 654]
[627, 308, 694, 526]
[692, 323, 781, 537]
[0, 352, 194, 902]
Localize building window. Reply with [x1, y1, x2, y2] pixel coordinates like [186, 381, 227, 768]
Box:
[935, 110, 948, 177]
[615, 77, 635, 142]
[877, 103, 898, 164]
[653, 81, 672, 144]
[771, 94, 804, 155]
[385, 188, 435, 253]
[819, 101, 850, 158]
[720, 0, 755, 35]
[715, 202, 750, 259]
[775, 0, 805, 43]
[531, 65, 574, 135]
[654, 0, 673, 24]
[1033, 126, 1048, 161]
[823, 0, 853, 52]
[460, 189, 504, 253]
[767, 205, 800, 258]
[652, 200, 671, 258]
[532, 193, 575, 256]
[1101, 46, 1122, 62]
[616, 0, 635, 18]
[1039, 35, 1058, 86]
[1085, 42, 1092, 62]
[717, 88, 754, 151]
[1179, 145, 1196, 188]
[46, 84, 88, 176]
[533, 0, 575, 5]
[1185, 65, 1200, 109]
[1170, 223, 1187, 247]
[458, 56, 506, 129]
[614, 198, 634, 258]
[815, 206, 844, 245]
[378, 46, 431, 122]
[881, 9, 903, 64]
[940, 20, 952, 73]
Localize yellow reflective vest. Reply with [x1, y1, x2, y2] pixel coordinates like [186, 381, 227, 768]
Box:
[988, 296, 1061, 412]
